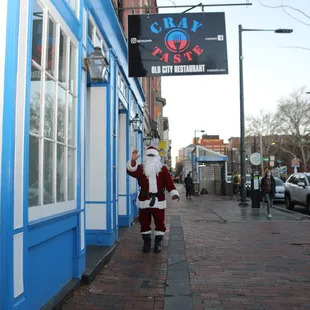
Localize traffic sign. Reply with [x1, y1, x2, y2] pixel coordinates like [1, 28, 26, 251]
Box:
[263, 157, 269, 162]
[291, 158, 300, 168]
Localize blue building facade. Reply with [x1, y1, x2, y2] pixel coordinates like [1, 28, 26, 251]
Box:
[0, 0, 144, 309]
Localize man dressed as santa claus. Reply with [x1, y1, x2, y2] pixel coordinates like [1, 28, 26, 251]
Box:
[127, 146, 179, 253]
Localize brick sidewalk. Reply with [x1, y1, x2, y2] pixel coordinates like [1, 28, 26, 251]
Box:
[64, 185, 310, 310]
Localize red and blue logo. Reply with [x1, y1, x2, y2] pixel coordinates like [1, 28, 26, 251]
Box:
[165, 29, 190, 53]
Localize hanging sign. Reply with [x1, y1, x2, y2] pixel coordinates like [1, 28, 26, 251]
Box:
[158, 140, 167, 157]
[128, 13, 229, 77]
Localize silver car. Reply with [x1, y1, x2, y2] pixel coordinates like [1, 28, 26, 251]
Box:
[273, 177, 285, 201]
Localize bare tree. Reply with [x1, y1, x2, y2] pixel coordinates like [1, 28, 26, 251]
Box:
[275, 86, 310, 169]
[246, 110, 277, 157]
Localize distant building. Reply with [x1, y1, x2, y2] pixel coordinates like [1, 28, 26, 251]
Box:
[198, 135, 228, 155]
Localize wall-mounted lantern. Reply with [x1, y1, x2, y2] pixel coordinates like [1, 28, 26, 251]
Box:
[84, 47, 108, 81]
[143, 133, 153, 147]
[130, 113, 142, 132]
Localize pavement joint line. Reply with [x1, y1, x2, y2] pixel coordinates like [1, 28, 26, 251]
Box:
[164, 215, 193, 310]
[167, 260, 188, 267]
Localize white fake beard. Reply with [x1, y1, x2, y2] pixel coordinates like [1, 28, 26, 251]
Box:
[143, 156, 163, 193]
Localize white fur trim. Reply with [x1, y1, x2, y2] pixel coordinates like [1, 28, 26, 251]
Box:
[148, 174, 158, 193]
[137, 199, 167, 209]
[127, 160, 138, 172]
[141, 230, 152, 235]
[170, 189, 179, 198]
[155, 231, 165, 236]
[145, 148, 159, 157]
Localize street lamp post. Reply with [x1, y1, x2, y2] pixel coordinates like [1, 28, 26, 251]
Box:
[238, 25, 293, 206]
[194, 129, 205, 194]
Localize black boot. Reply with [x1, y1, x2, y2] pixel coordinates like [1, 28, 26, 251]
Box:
[154, 236, 163, 253]
[142, 234, 151, 253]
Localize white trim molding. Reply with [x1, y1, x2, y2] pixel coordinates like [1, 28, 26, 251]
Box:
[29, 201, 76, 222]
[141, 230, 152, 235]
[14, 233, 24, 298]
[136, 199, 167, 209]
[170, 190, 179, 198]
[126, 160, 138, 172]
[14, 0, 29, 229]
[155, 230, 165, 236]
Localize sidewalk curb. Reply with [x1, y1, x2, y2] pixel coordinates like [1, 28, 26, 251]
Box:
[272, 204, 310, 219]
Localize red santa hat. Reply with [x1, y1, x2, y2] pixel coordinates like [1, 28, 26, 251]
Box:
[145, 146, 159, 157]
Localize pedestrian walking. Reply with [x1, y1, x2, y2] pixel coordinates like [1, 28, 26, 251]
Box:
[261, 169, 276, 218]
[233, 172, 240, 195]
[184, 173, 193, 199]
[127, 146, 180, 253]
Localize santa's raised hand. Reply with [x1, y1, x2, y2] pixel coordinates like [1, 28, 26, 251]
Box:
[131, 149, 140, 161]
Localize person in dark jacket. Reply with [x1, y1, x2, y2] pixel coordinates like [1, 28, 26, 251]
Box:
[184, 173, 194, 199]
[261, 169, 276, 218]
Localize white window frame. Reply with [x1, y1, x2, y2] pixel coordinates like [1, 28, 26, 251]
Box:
[65, 0, 79, 17]
[118, 71, 128, 100]
[88, 14, 108, 59]
[28, 0, 79, 222]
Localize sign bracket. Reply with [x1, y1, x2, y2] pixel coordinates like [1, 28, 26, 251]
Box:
[115, 2, 252, 11]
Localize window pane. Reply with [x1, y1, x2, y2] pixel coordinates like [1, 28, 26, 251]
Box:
[94, 31, 101, 47]
[68, 0, 77, 12]
[44, 75, 56, 138]
[43, 140, 55, 204]
[59, 30, 67, 83]
[88, 17, 94, 39]
[31, 0, 44, 65]
[68, 94, 76, 146]
[56, 144, 65, 202]
[68, 147, 76, 200]
[30, 65, 41, 134]
[28, 135, 40, 207]
[69, 43, 76, 93]
[46, 17, 57, 76]
[57, 86, 66, 143]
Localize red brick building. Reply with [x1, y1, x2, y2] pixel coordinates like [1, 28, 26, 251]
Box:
[112, 0, 162, 137]
[198, 135, 228, 155]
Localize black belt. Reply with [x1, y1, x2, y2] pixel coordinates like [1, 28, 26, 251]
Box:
[140, 190, 164, 207]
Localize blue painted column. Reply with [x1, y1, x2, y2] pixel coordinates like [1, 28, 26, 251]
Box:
[109, 49, 119, 242]
[0, 1, 21, 309]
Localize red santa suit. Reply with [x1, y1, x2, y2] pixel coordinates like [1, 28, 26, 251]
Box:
[127, 146, 179, 237]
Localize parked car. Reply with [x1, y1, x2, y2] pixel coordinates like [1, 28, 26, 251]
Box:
[284, 173, 310, 211]
[273, 177, 285, 201]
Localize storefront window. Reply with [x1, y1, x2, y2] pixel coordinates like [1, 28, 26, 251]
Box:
[28, 0, 78, 207]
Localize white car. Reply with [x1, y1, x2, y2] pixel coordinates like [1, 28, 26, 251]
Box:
[285, 173, 310, 211]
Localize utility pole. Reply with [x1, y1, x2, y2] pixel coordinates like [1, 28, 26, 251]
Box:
[260, 132, 264, 175]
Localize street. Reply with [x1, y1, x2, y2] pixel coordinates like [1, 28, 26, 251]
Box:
[63, 185, 310, 310]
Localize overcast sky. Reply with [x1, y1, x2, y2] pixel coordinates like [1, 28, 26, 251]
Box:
[156, 0, 310, 166]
